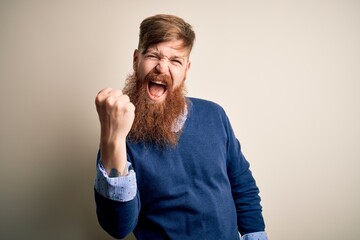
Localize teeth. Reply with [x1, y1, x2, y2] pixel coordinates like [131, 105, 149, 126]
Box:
[152, 81, 166, 86]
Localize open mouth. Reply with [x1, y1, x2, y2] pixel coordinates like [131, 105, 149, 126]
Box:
[147, 80, 167, 101]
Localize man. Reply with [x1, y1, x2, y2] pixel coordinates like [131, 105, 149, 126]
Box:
[94, 14, 267, 240]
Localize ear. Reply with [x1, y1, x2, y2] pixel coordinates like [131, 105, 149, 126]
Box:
[133, 49, 138, 71]
[186, 61, 191, 71]
[184, 61, 191, 81]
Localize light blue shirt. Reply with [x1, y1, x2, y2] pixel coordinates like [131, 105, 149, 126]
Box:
[94, 161, 137, 202]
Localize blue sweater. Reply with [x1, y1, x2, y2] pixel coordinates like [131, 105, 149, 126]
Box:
[95, 98, 265, 239]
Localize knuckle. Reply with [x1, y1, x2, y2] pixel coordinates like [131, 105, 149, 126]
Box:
[99, 87, 112, 94]
[96, 88, 113, 106]
[125, 103, 135, 112]
[114, 101, 123, 111]
[120, 94, 130, 102]
[95, 95, 102, 105]
[105, 96, 114, 108]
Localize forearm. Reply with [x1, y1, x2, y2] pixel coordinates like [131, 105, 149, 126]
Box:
[95, 190, 140, 239]
[229, 152, 265, 234]
[233, 178, 265, 234]
[100, 137, 128, 175]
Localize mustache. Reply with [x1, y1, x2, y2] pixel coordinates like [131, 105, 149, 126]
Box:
[143, 71, 173, 89]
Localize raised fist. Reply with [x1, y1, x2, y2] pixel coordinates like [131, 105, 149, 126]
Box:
[95, 88, 135, 173]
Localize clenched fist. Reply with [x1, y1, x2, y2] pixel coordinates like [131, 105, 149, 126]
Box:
[95, 88, 135, 175]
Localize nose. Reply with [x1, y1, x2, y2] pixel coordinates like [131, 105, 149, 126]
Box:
[156, 58, 169, 74]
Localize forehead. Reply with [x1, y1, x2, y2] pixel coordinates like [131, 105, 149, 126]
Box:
[145, 40, 190, 57]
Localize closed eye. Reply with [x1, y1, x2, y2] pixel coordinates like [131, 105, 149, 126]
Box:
[171, 59, 183, 65]
[146, 54, 159, 59]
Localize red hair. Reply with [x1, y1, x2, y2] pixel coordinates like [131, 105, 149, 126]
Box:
[138, 14, 196, 54]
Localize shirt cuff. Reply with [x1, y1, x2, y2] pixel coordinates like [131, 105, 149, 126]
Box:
[94, 160, 137, 202]
[241, 231, 268, 240]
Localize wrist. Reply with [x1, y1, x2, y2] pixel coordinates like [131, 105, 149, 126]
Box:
[100, 138, 127, 175]
[100, 134, 126, 147]
[108, 162, 129, 177]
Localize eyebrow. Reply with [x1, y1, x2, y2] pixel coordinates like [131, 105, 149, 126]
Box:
[145, 47, 188, 59]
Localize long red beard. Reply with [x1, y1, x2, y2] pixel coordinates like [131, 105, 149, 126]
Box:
[123, 71, 187, 147]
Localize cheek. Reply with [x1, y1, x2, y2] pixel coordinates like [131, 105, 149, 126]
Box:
[137, 63, 153, 79]
[171, 72, 186, 88]
[175, 68, 187, 80]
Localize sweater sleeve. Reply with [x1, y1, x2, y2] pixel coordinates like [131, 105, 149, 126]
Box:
[224, 114, 266, 235]
[94, 150, 140, 239]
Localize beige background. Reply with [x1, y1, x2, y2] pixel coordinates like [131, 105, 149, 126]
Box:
[1, 0, 359, 239]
